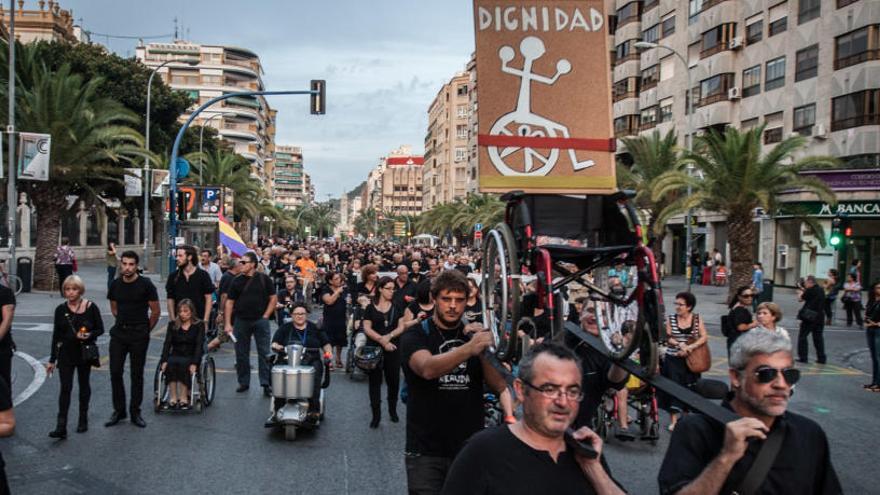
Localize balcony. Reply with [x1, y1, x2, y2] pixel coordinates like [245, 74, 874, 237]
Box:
[831, 114, 880, 131]
[834, 50, 880, 70]
[700, 0, 730, 13]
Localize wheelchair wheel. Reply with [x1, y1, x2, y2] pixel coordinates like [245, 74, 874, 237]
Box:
[201, 356, 216, 406]
[592, 297, 642, 361]
[481, 223, 521, 362]
[153, 364, 167, 413]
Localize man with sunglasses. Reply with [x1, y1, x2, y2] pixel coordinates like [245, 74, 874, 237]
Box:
[658, 329, 841, 495]
[442, 342, 624, 495]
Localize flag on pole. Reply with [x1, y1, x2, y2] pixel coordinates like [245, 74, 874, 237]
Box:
[218, 213, 247, 257]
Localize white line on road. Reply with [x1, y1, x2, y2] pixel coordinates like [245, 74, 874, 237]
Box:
[12, 351, 46, 407]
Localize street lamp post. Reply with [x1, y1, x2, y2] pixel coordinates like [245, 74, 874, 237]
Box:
[6, 0, 16, 279]
[635, 41, 695, 290]
[144, 58, 197, 269]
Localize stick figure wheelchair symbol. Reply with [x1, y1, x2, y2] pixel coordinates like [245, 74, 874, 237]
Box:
[488, 36, 595, 176]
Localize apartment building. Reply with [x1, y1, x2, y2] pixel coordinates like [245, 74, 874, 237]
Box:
[273, 145, 306, 211]
[302, 172, 315, 205]
[611, 0, 880, 282]
[0, 1, 86, 43]
[423, 72, 471, 211]
[136, 40, 277, 187]
[364, 145, 423, 217]
[465, 53, 481, 195]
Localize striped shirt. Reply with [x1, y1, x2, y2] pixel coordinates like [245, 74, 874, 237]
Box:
[666, 313, 700, 356]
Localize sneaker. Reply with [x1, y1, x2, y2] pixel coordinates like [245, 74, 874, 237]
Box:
[236, 384, 249, 393]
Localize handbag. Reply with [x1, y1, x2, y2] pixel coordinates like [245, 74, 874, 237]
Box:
[685, 315, 711, 373]
[64, 301, 100, 368]
[797, 307, 820, 323]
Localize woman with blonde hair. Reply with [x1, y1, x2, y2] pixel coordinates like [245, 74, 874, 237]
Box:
[46, 275, 104, 438]
[755, 302, 790, 339]
[159, 299, 205, 410]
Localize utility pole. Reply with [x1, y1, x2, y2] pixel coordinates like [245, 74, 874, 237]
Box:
[7, 0, 17, 278]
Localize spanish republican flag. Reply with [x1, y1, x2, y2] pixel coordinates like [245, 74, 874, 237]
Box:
[218, 213, 247, 257]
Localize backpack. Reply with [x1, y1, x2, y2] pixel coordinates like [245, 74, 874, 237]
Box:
[720, 314, 733, 338]
[400, 318, 432, 406]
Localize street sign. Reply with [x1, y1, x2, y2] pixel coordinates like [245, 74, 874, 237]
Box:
[475, 223, 483, 231]
[176, 158, 190, 178]
[475, 230, 483, 239]
[152, 169, 169, 197]
[124, 168, 143, 196]
[18, 132, 51, 181]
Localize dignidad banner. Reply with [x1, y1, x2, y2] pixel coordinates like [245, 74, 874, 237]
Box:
[473, 0, 616, 193]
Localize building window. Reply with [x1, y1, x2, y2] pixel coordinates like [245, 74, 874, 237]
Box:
[456, 125, 468, 140]
[659, 99, 674, 123]
[615, 39, 640, 63]
[457, 105, 468, 118]
[643, 24, 660, 44]
[741, 117, 759, 130]
[455, 148, 467, 162]
[701, 23, 737, 58]
[661, 14, 676, 38]
[644, 0, 659, 12]
[613, 77, 640, 101]
[641, 65, 660, 90]
[608, 15, 618, 35]
[614, 115, 640, 137]
[640, 106, 659, 130]
[698, 73, 734, 106]
[831, 89, 880, 131]
[743, 65, 761, 97]
[795, 45, 819, 81]
[660, 56, 675, 81]
[765, 56, 786, 91]
[769, 17, 787, 36]
[834, 25, 879, 70]
[840, 154, 880, 168]
[837, 0, 859, 7]
[746, 19, 763, 44]
[764, 126, 783, 144]
[457, 85, 468, 96]
[685, 85, 700, 114]
[798, 0, 820, 24]
[689, 0, 703, 25]
[617, 1, 642, 27]
[793, 104, 816, 135]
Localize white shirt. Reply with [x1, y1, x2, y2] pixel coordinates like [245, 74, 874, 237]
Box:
[200, 261, 223, 288]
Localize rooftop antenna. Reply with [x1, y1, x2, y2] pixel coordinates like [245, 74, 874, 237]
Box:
[173, 17, 178, 40]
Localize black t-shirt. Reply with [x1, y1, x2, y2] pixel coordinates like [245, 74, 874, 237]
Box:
[218, 271, 235, 297]
[365, 303, 402, 339]
[564, 332, 627, 429]
[455, 264, 472, 275]
[272, 321, 329, 349]
[463, 300, 482, 324]
[228, 272, 274, 320]
[400, 318, 485, 457]
[166, 267, 214, 318]
[727, 306, 753, 347]
[659, 402, 842, 495]
[108, 275, 159, 328]
[442, 425, 617, 495]
[392, 279, 415, 310]
[0, 286, 14, 352]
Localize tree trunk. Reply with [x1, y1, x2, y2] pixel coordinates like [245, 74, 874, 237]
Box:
[29, 183, 68, 291]
[727, 213, 757, 300]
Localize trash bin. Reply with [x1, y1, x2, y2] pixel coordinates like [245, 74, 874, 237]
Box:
[759, 280, 773, 303]
[17, 257, 32, 293]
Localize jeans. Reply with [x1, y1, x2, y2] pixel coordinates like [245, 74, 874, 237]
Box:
[233, 318, 272, 388]
[57, 363, 91, 420]
[109, 336, 150, 415]
[107, 266, 117, 291]
[368, 348, 400, 414]
[797, 321, 826, 363]
[867, 328, 880, 386]
[405, 454, 453, 495]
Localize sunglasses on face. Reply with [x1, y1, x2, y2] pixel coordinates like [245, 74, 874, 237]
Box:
[292, 312, 308, 316]
[752, 366, 800, 385]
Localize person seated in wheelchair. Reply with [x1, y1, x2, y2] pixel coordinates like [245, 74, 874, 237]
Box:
[159, 299, 206, 411]
[270, 302, 332, 421]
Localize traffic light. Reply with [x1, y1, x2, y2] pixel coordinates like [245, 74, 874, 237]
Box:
[829, 216, 842, 248]
[177, 193, 188, 221]
[310, 80, 326, 115]
[843, 219, 853, 238]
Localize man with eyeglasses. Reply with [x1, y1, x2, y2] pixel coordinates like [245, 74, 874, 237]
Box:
[658, 329, 841, 495]
[442, 342, 624, 495]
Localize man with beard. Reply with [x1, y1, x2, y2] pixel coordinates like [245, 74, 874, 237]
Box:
[106, 251, 160, 428]
[166, 245, 214, 323]
[442, 342, 623, 495]
[658, 329, 841, 494]
[401, 269, 507, 494]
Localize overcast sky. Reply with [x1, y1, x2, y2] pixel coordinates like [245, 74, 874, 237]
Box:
[62, 0, 475, 200]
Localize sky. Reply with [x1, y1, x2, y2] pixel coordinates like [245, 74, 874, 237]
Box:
[62, 0, 476, 200]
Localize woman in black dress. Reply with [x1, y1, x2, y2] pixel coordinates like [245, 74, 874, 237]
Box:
[160, 299, 206, 410]
[661, 291, 707, 431]
[363, 276, 403, 428]
[321, 271, 349, 369]
[46, 275, 104, 438]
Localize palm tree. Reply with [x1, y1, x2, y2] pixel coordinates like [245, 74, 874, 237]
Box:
[652, 125, 838, 296]
[353, 208, 378, 238]
[0, 64, 144, 289]
[192, 149, 266, 229]
[618, 130, 685, 259]
[304, 203, 339, 238]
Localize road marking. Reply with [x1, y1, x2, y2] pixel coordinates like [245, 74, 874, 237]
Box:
[12, 351, 46, 407]
[12, 323, 53, 332]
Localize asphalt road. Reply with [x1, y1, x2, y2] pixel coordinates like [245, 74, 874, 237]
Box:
[2, 264, 877, 494]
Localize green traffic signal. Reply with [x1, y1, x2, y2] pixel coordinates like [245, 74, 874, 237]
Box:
[829, 234, 842, 247]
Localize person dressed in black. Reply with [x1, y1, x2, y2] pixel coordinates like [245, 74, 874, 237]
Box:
[396, 280, 434, 334]
[166, 245, 214, 324]
[159, 299, 205, 410]
[321, 271, 349, 369]
[106, 251, 160, 428]
[275, 275, 305, 326]
[269, 302, 332, 424]
[363, 276, 404, 428]
[0, 278, 14, 405]
[392, 265, 416, 311]
[357, 264, 379, 299]
[400, 270, 507, 493]
[797, 275, 827, 364]
[726, 286, 758, 352]
[463, 277, 481, 324]
[0, 376, 14, 494]
[442, 343, 624, 495]
[658, 329, 841, 495]
[46, 275, 104, 438]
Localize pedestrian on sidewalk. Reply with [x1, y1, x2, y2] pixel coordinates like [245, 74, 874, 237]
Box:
[796, 276, 827, 364]
[661, 292, 708, 431]
[106, 243, 118, 291]
[864, 281, 880, 392]
[842, 273, 864, 328]
[824, 269, 840, 325]
[726, 286, 758, 352]
[755, 302, 790, 340]
[106, 251, 160, 428]
[224, 251, 277, 396]
[54, 237, 76, 297]
[751, 262, 764, 311]
[46, 275, 103, 438]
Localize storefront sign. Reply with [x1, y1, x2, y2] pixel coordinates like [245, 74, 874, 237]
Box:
[779, 201, 880, 218]
[473, 0, 615, 193]
[800, 169, 880, 191]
